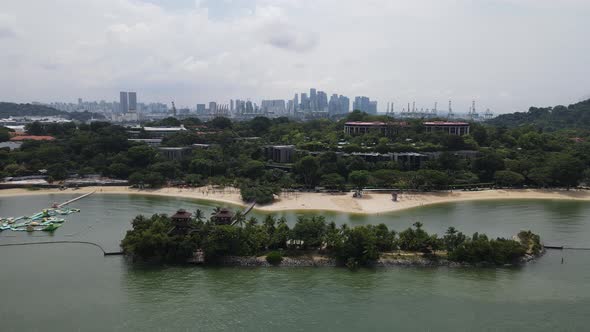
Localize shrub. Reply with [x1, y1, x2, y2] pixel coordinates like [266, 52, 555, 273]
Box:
[266, 251, 283, 266]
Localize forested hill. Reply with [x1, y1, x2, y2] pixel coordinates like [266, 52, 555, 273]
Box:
[0, 102, 104, 122]
[0, 102, 64, 118]
[488, 99, 590, 131]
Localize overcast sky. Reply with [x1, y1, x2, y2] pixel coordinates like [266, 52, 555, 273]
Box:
[1, 0, 589, 113]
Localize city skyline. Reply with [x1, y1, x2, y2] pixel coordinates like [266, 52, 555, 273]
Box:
[2, 1, 590, 113]
[44, 89, 495, 117]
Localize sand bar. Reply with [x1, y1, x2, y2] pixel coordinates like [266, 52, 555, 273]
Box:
[2, 186, 590, 215]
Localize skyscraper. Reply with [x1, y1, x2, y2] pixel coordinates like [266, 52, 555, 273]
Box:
[119, 92, 128, 113]
[310, 88, 317, 111]
[300, 93, 309, 111]
[329, 94, 339, 114]
[209, 102, 217, 114]
[317, 91, 328, 112]
[261, 100, 286, 116]
[369, 101, 378, 114]
[353, 96, 377, 114]
[128, 92, 137, 112]
[339, 95, 350, 114]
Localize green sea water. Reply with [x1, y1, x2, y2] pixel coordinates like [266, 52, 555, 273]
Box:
[1, 194, 589, 331]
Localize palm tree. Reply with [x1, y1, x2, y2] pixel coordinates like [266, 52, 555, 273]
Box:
[194, 209, 205, 223]
[211, 207, 222, 217]
[232, 210, 246, 227]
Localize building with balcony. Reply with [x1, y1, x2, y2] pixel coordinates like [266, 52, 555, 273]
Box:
[423, 122, 470, 136]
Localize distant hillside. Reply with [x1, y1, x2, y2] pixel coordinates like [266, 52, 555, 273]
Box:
[0, 102, 65, 118]
[0, 102, 105, 122]
[488, 99, 590, 130]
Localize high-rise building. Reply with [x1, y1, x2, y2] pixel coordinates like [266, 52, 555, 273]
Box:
[310, 88, 317, 111]
[119, 92, 128, 113]
[230, 99, 234, 112]
[369, 101, 378, 114]
[339, 95, 350, 114]
[128, 92, 137, 112]
[245, 101, 254, 113]
[261, 100, 286, 116]
[293, 94, 299, 112]
[300, 93, 309, 111]
[317, 91, 328, 112]
[209, 102, 217, 114]
[353, 96, 377, 114]
[196, 104, 206, 115]
[329, 94, 339, 114]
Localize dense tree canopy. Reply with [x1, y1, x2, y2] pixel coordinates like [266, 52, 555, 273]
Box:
[122, 213, 541, 267]
[2, 99, 590, 194]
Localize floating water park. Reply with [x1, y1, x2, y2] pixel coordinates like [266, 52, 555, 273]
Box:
[0, 208, 80, 232]
[0, 191, 94, 233]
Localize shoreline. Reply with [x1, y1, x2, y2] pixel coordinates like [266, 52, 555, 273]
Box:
[1, 186, 590, 215]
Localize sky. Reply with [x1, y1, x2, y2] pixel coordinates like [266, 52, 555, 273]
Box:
[1, 0, 590, 113]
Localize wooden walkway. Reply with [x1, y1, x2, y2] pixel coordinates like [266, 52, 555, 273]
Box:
[243, 202, 256, 216]
[57, 191, 95, 208]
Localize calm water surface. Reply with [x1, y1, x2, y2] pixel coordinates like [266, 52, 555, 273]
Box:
[1, 194, 589, 331]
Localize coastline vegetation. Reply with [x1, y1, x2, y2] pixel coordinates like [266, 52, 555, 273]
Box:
[121, 212, 542, 267]
[2, 100, 590, 199]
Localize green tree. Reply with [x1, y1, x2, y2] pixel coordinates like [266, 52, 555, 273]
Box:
[242, 160, 265, 179]
[294, 155, 320, 188]
[494, 170, 525, 187]
[320, 173, 346, 191]
[0, 128, 10, 142]
[210, 117, 232, 129]
[547, 154, 584, 188]
[291, 216, 327, 249]
[473, 151, 505, 182]
[349, 170, 370, 191]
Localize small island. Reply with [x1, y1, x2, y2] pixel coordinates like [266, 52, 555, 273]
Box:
[121, 208, 544, 268]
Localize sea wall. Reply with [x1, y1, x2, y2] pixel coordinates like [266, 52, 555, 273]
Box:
[211, 250, 545, 268]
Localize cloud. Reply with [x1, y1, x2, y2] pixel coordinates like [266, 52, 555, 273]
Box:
[264, 25, 318, 53]
[0, 26, 15, 39]
[0, 13, 17, 39]
[0, 0, 589, 112]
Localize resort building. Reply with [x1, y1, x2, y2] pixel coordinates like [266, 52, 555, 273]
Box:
[423, 122, 470, 136]
[170, 209, 193, 235]
[158, 147, 194, 161]
[344, 121, 407, 136]
[9, 135, 56, 141]
[350, 152, 429, 170]
[128, 139, 163, 147]
[263, 145, 295, 163]
[127, 125, 187, 138]
[211, 208, 234, 225]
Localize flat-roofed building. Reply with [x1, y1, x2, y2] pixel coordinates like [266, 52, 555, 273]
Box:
[424, 122, 470, 136]
[128, 138, 163, 147]
[349, 152, 429, 169]
[158, 147, 194, 161]
[263, 145, 295, 163]
[344, 121, 406, 136]
[128, 125, 187, 138]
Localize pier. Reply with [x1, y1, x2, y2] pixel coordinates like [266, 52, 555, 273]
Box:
[57, 191, 95, 208]
[243, 202, 256, 216]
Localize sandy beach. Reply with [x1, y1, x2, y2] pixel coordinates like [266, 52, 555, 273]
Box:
[2, 186, 590, 214]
